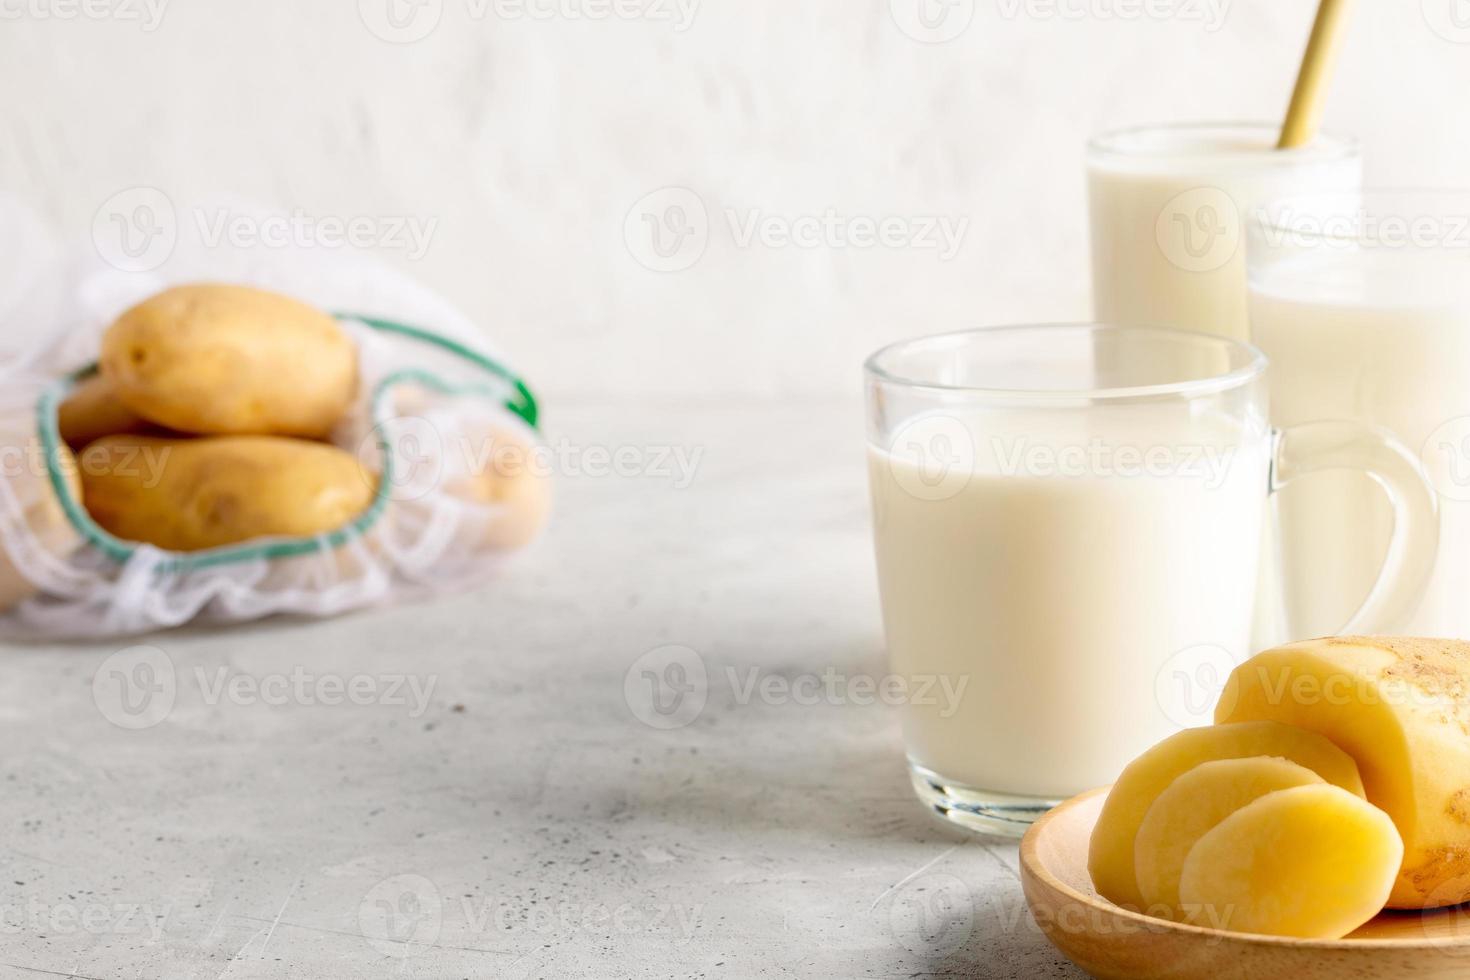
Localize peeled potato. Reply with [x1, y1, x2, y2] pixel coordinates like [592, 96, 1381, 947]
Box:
[57, 374, 149, 448]
[1135, 756, 1325, 916]
[1178, 783, 1402, 939]
[101, 283, 357, 439]
[79, 435, 375, 552]
[1216, 636, 1470, 908]
[1088, 720, 1365, 909]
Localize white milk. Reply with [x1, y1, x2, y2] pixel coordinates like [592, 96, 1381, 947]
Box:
[868, 408, 1268, 799]
[1251, 250, 1470, 638]
[1089, 129, 1359, 340]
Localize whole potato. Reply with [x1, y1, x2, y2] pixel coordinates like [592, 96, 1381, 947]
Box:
[1217, 636, 1470, 909]
[57, 374, 150, 448]
[384, 385, 550, 552]
[0, 440, 83, 612]
[79, 435, 377, 552]
[101, 284, 357, 438]
[444, 425, 551, 551]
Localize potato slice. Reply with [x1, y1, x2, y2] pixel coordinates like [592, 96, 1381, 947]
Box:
[1216, 636, 1470, 908]
[1178, 783, 1402, 939]
[1088, 720, 1365, 909]
[1135, 756, 1324, 916]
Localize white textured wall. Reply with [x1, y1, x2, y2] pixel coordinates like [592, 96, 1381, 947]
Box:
[2, 0, 1469, 401]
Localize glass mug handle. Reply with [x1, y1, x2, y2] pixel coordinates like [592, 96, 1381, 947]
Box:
[1270, 420, 1440, 634]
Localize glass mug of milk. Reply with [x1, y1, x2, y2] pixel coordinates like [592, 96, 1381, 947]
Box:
[865, 324, 1437, 835]
[1088, 122, 1361, 341]
[1250, 191, 1470, 639]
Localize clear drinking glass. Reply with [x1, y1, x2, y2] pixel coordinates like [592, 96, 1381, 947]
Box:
[864, 324, 1438, 835]
[1088, 122, 1360, 340]
[1249, 190, 1470, 640]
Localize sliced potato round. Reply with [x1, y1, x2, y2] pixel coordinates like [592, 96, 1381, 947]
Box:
[1135, 756, 1324, 916]
[1088, 720, 1365, 909]
[1178, 783, 1402, 939]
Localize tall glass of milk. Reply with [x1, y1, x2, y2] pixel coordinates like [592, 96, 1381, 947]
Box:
[1089, 123, 1361, 341]
[865, 324, 1437, 835]
[1250, 191, 1470, 639]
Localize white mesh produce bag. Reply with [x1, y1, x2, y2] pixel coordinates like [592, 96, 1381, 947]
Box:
[0, 197, 546, 638]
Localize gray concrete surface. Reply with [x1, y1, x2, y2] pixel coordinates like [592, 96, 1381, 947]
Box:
[0, 400, 1083, 979]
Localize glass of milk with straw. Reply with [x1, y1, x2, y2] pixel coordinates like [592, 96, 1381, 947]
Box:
[1088, 122, 1361, 341]
[1088, 123, 1362, 647]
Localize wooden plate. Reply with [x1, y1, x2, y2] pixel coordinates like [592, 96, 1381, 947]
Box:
[1018, 787, 1470, 980]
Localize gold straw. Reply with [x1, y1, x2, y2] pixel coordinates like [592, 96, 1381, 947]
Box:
[1278, 0, 1355, 149]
